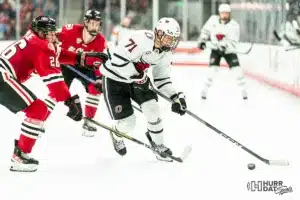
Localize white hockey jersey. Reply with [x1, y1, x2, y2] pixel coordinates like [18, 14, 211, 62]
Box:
[100, 30, 177, 98]
[198, 15, 240, 52]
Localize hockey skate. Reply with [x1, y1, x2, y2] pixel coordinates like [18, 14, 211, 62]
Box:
[10, 140, 39, 172]
[242, 91, 248, 100]
[82, 118, 97, 137]
[145, 132, 173, 162]
[201, 91, 207, 100]
[110, 130, 127, 156]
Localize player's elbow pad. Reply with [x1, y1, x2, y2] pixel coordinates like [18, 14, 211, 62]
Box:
[47, 81, 71, 102]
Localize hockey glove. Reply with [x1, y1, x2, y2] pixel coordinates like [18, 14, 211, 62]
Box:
[198, 42, 206, 50]
[94, 76, 103, 93]
[77, 52, 109, 70]
[130, 61, 150, 80]
[218, 41, 228, 52]
[134, 61, 150, 73]
[170, 92, 187, 115]
[132, 75, 150, 91]
[64, 95, 83, 121]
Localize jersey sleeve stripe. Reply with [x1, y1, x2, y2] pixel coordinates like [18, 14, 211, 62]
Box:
[154, 77, 170, 82]
[103, 63, 127, 80]
[111, 62, 130, 67]
[41, 73, 64, 81]
[0, 57, 17, 78]
[42, 75, 64, 85]
[2, 73, 35, 105]
[157, 81, 172, 89]
[113, 53, 129, 62]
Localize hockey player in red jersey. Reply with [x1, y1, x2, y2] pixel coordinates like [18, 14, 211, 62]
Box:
[0, 16, 107, 172]
[45, 9, 107, 137]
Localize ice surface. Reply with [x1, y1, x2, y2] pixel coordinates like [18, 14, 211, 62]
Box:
[0, 67, 298, 200]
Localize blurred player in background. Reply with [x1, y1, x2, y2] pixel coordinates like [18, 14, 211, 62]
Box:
[45, 9, 107, 137]
[278, 0, 300, 46]
[101, 17, 187, 162]
[198, 3, 247, 100]
[0, 16, 103, 172]
[110, 16, 134, 47]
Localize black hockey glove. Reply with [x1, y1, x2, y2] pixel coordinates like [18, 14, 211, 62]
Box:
[199, 41, 206, 50]
[77, 52, 108, 70]
[94, 76, 103, 93]
[170, 92, 187, 115]
[132, 75, 150, 91]
[64, 95, 83, 121]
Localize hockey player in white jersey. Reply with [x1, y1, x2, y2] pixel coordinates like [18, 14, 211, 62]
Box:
[198, 4, 247, 100]
[100, 17, 187, 162]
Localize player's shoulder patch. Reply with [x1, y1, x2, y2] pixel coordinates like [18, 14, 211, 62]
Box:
[144, 31, 154, 40]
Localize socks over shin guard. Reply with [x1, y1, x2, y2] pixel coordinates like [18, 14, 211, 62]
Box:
[85, 94, 100, 119]
[18, 118, 45, 153]
[231, 67, 247, 95]
[202, 66, 218, 96]
[147, 118, 164, 145]
[44, 96, 57, 118]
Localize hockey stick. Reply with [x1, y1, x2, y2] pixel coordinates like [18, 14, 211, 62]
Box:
[205, 41, 253, 55]
[273, 30, 282, 42]
[63, 65, 98, 85]
[85, 118, 192, 163]
[63, 65, 192, 162]
[151, 86, 289, 166]
[64, 65, 146, 113]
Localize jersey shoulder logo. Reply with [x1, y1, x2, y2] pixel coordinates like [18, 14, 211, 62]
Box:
[144, 31, 154, 39]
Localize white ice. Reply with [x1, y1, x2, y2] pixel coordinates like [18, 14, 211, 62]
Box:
[0, 66, 299, 200]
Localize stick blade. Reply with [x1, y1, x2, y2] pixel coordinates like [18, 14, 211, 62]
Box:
[180, 145, 192, 161]
[268, 160, 290, 166]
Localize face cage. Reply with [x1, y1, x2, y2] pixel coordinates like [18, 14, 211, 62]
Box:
[157, 30, 180, 51]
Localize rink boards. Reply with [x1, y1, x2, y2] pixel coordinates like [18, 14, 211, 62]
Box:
[0, 40, 299, 96]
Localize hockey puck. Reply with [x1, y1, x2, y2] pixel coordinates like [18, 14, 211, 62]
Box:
[248, 163, 255, 170]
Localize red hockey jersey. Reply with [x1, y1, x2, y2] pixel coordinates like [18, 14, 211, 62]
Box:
[1, 30, 78, 102]
[57, 24, 107, 76]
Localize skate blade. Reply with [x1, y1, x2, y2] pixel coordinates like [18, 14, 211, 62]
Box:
[110, 132, 127, 156]
[10, 162, 38, 172]
[156, 155, 173, 162]
[82, 130, 95, 137]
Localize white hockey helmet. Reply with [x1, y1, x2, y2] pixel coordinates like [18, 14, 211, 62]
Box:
[154, 17, 181, 51]
[218, 4, 231, 13]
